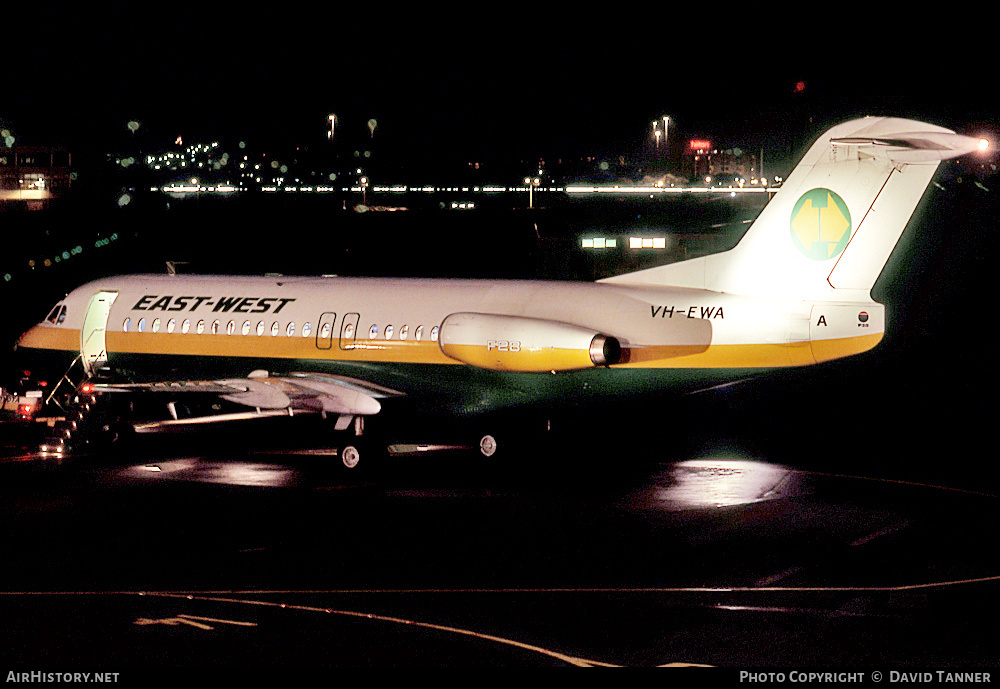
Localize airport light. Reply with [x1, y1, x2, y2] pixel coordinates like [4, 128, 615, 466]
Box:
[524, 176, 540, 209]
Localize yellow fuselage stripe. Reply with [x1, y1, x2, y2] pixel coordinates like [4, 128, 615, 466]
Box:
[20, 326, 883, 370]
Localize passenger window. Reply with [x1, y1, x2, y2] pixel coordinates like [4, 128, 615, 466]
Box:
[211, 320, 220, 335]
[369, 324, 377, 339]
[400, 325, 408, 340]
[256, 321, 265, 336]
[384, 325, 393, 339]
[415, 325, 423, 341]
[286, 322, 295, 337]
[197, 320, 205, 334]
[227, 320, 236, 335]
[123, 318, 131, 332]
[431, 326, 439, 341]
[152, 318, 161, 333]
[271, 321, 279, 336]
[167, 319, 176, 333]
[242, 321, 251, 336]
[182, 319, 191, 334]
[138, 318, 146, 333]
[302, 322, 311, 337]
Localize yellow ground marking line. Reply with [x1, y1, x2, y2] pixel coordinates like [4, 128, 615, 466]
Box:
[794, 468, 1000, 500]
[144, 591, 619, 667]
[4, 577, 999, 665]
[141, 575, 1000, 595]
[4, 571, 1000, 598]
[133, 613, 258, 630]
[57, 579, 1000, 664]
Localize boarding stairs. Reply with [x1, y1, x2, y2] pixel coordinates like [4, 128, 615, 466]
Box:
[43, 353, 87, 413]
[38, 354, 108, 456]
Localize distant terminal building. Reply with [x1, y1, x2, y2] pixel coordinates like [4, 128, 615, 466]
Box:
[0, 145, 73, 209]
[687, 139, 759, 186]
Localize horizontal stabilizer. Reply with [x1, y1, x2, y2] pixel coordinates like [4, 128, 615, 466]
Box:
[830, 130, 985, 163]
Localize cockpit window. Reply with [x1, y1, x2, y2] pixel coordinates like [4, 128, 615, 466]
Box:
[46, 304, 67, 325]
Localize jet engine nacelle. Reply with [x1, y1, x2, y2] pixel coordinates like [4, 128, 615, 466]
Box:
[438, 312, 621, 372]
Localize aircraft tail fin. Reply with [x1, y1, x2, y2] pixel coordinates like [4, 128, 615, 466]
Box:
[601, 117, 984, 302]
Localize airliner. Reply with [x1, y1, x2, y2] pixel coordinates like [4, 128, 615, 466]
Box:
[14, 117, 987, 466]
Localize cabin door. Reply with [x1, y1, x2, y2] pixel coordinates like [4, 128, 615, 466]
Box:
[315, 312, 336, 350]
[81, 291, 118, 376]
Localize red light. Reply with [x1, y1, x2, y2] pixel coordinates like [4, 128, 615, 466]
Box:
[80, 383, 95, 393]
[689, 140, 712, 151]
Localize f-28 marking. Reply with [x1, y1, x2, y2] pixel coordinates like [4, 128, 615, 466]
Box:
[132, 295, 296, 314]
[651, 305, 725, 319]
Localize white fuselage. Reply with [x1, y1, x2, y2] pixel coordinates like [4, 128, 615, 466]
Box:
[19, 274, 884, 380]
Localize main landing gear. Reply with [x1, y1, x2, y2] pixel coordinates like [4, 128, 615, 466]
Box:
[340, 444, 362, 469]
[336, 415, 371, 470]
[477, 433, 499, 459]
[333, 418, 551, 469]
[474, 417, 555, 463]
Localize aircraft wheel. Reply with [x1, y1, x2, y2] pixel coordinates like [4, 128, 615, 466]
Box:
[478, 434, 499, 459]
[341, 444, 362, 469]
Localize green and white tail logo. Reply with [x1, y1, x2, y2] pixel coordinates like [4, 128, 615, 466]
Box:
[790, 188, 852, 260]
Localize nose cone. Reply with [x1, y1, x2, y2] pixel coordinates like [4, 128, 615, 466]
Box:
[17, 325, 49, 351]
[15, 324, 78, 361]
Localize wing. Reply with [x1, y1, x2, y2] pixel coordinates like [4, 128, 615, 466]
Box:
[95, 371, 402, 431]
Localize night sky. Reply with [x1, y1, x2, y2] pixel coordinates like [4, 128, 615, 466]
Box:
[7, 10, 995, 171]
